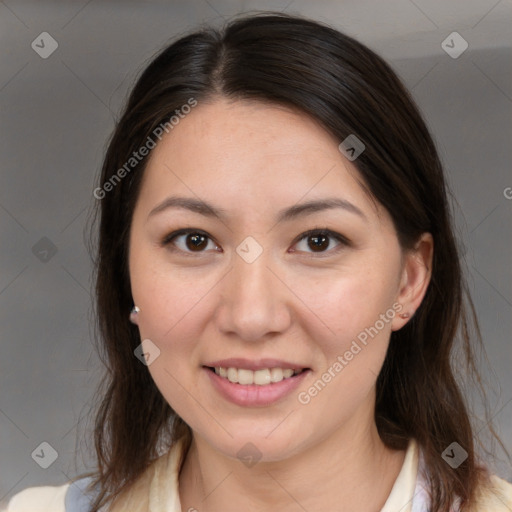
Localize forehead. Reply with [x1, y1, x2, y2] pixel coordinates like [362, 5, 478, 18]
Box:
[137, 98, 383, 223]
[155, 98, 342, 166]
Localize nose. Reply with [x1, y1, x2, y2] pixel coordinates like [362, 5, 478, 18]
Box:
[214, 248, 292, 342]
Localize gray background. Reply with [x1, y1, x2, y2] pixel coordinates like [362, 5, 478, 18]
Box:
[1, 0, 511, 504]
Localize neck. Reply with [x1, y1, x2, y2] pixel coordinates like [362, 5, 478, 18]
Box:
[178, 412, 406, 512]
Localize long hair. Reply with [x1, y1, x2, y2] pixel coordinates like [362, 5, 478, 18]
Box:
[80, 12, 507, 511]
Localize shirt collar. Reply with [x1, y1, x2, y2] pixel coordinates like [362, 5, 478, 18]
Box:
[149, 436, 421, 512]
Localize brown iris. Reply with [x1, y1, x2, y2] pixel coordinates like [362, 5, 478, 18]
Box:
[186, 233, 209, 251]
[308, 233, 329, 252]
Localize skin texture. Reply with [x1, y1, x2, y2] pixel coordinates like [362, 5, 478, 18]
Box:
[128, 98, 433, 511]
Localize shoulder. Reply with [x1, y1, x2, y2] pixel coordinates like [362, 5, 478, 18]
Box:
[473, 474, 512, 511]
[3, 482, 69, 512]
[4, 439, 186, 512]
[4, 476, 100, 512]
[413, 443, 512, 512]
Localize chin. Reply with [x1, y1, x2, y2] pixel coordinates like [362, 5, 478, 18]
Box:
[200, 430, 306, 464]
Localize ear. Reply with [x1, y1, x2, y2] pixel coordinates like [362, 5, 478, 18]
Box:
[391, 233, 433, 331]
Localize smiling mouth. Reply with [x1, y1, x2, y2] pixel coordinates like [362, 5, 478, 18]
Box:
[204, 366, 309, 386]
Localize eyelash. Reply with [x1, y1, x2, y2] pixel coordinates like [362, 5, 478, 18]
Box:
[160, 228, 351, 258]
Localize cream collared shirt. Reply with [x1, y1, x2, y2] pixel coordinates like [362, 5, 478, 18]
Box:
[4, 437, 512, 511]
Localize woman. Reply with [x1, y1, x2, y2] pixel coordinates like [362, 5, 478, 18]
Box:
[5, 11, 512, 512]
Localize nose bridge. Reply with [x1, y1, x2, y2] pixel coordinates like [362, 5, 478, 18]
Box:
[216, 242, 290, 341]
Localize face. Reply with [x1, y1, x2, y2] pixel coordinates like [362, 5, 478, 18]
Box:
[128, 98, 418, 462]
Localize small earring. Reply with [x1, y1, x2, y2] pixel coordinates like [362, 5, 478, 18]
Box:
[399, 312, 410, 319]
[130, 305, 140, 323]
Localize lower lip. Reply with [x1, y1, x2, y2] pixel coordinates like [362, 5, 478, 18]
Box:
[203, 367, 310, 407]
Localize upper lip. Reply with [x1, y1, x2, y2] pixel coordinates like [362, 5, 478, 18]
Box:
[203, 358, 309, 371]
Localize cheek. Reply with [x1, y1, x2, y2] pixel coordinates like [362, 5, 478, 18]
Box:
[129, 260, 225, 408]
[292, 262, 400, 415]
[130, 241, 217, 340]
[130, 268, 215, 414]
[291, 264, 398, 353]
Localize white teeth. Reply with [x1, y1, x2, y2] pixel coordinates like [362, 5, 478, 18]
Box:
[238, 369, 254, 385]
[227, 367, 238, 383]
[213, 366, 303, 385]
[255, 369, 272, 385]
[270, 368, 283, 382]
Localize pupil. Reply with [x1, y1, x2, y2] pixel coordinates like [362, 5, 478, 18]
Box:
[309, 234, 328, 251]
[187, 233, 207, 251]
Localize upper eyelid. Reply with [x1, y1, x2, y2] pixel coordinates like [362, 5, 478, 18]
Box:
[294, 228, 349, 244]
[162, 228, 212, 245]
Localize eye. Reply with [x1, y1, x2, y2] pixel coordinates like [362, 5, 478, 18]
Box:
[161, 227, 350, 257]
[161, 229, 221, 255]
[291, 228, 349, 256]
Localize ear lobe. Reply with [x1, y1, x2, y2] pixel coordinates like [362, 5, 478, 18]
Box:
[391, 233, 434, 331]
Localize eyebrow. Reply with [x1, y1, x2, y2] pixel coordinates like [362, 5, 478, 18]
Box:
[148, 195, 367, 223]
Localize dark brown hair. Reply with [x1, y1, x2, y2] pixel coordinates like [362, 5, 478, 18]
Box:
[80, 11, 507, 512]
